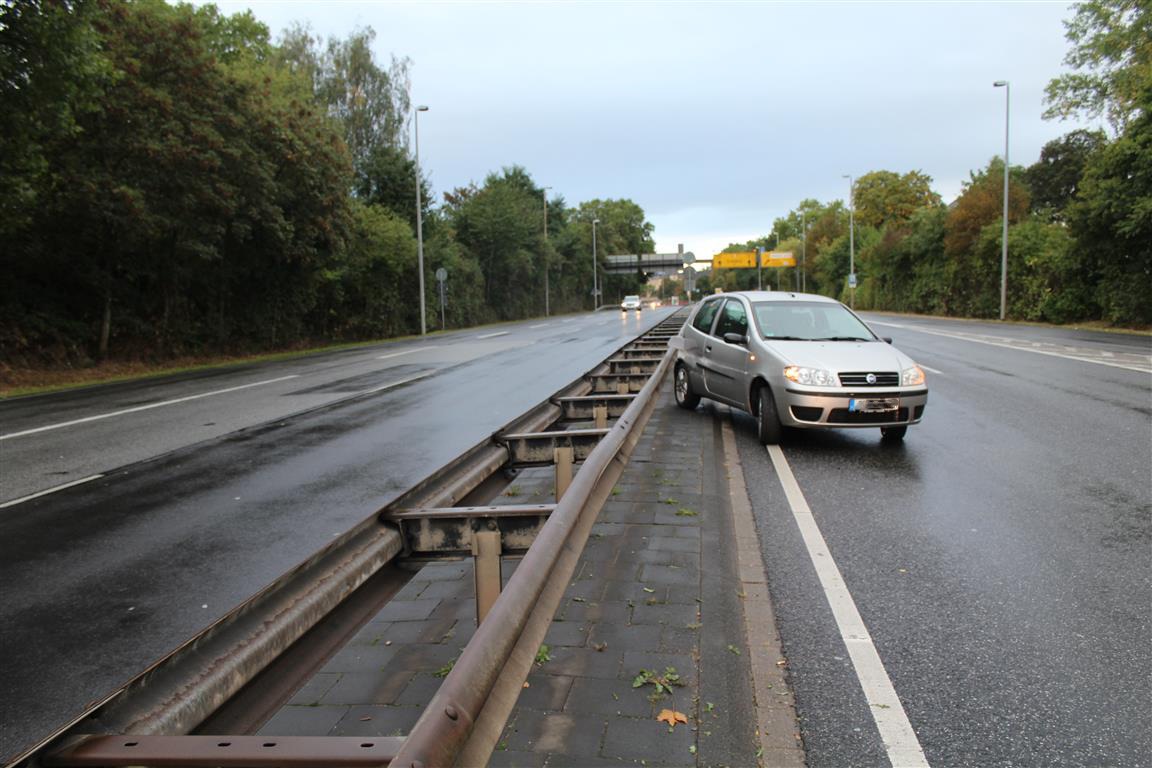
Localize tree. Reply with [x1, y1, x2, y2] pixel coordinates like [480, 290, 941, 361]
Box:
[1066, 93, 1152, 325]
[1044, 0, 1152, 133]
[851, 170, 942, 230]
[1025, 129, 1109, 220]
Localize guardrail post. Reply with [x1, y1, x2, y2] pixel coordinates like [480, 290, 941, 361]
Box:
[617, 381, 629, 395]
[473, 526, 502, 625]
[593, 404, 608, 430]
[554, 447, 573, 501]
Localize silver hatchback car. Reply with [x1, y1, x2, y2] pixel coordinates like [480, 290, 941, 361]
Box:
[669, 291, 927, 444]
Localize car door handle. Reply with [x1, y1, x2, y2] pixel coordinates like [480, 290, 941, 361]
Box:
[705, 345, 712, 353]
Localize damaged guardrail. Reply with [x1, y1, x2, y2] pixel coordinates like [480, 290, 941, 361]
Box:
[21, 313, 686, 768]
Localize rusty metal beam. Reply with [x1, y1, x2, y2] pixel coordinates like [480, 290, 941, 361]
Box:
[42, 735, 404, 767]
[496, 428, 608, 466]
[587, 373, 648, 394]
[393, 506, 555, 555]
[555, 394, 635, 420]
[607, 358, 661, 375]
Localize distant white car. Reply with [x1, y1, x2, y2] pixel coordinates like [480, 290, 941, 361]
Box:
[620, 295, 642, 311]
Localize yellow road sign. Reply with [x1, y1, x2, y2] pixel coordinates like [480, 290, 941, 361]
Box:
[711, 251, 795, 269]
[711, 251, 758, 269]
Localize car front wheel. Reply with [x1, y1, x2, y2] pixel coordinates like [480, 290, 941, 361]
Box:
[880, 425, 907, 442]
[674, 364, 701, 410]
[756, 385, 783, 445]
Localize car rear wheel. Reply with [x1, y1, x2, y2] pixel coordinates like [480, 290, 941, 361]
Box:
[674, 364, 700, 410]
[756, 385, 783, 445]
[880, 425, 907, 442]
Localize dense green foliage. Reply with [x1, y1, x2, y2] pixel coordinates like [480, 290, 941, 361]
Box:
[713, 1, 1149, 326]
[0, 0, 650, 368]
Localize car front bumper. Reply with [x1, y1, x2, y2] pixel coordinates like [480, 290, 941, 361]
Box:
[778, 388, 928, 428]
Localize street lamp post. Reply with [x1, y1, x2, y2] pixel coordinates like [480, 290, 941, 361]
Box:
[543, 187, 552, 317]
[801, 211, 807, 292]
[843, 174, 855, 308]
[591, 218, 600, 311]
[994, 80, 1010, 321]
[414, 105, 430, 335]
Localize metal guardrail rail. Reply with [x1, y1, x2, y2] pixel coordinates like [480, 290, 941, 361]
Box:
[16, 312, 689, 768]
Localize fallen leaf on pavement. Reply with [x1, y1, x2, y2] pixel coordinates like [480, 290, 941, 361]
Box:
[657, 709, 688, 728]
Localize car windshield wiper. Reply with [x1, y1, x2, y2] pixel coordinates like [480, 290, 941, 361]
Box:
[812, 336, 872, 342]
[762, 335, 807, 341]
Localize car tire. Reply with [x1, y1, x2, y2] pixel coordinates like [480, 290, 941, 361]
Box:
[756, 385, 783, 445]
[674, 363, 700, 410]
[880, 425, 907, 442]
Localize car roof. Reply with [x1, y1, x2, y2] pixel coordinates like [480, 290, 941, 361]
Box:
[709, 291, 839, 304]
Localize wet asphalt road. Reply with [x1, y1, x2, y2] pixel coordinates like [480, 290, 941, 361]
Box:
[0, 309, 675, 762]
[729, 315, 1151, 766]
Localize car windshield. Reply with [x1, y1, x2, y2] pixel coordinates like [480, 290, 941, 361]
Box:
[751, 301, 875, 342]
[624, 295, 639, 302]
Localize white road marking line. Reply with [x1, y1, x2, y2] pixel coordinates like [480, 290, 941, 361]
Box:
[357, 372, 433, 395]
[529, 323, 550, 329]
[0, 375, 301, 441]
[920, 365, 944, 375]
[0, 474, 105, 509]
[476, 331, 510, 339]
[866, 321, 1150, 374]
[377, 346, 433, 360]
[766, 445, 929, 768]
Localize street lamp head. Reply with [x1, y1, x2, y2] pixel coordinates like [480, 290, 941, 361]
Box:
[417, 105, 430, 111]
[993, 81, 1008, 88]
[593, 218, 600, 225]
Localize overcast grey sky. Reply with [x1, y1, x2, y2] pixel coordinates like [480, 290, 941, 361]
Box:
[216, 0, 1091, 260]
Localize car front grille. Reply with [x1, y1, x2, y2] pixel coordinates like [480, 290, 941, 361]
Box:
[838, 371, 899, 387]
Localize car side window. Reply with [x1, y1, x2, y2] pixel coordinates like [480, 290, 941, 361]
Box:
[714, 299, 748, 339]
[692, 300, 721, 334]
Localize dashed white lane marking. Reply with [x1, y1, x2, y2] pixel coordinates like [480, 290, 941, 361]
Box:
[529, 323, 550, 329]
[0, 474, 105, 509]
[357, 372, 433, 396]
[920, 365, 944, 375]
[0, 375, 301, 441]
[867, 320, 1151, 374]
[766, 444, 930, 768]
[476, 331, 510, 339]
[377, 347, 434, 360]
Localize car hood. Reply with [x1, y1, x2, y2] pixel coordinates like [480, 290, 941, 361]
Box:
[760, 339, 914, 372]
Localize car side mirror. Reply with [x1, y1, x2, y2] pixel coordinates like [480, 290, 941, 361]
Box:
[882, 337, 893, 344]
[723, 332, 747, 345]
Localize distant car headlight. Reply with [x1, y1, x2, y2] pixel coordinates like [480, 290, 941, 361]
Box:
[902, 366, 925, 386]
[784, 365, 837, 387]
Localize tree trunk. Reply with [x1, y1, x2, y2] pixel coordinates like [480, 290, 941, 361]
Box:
[98, 291, 112, 359]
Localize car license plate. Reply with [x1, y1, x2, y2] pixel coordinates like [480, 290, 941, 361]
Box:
[849, 398, 899, 413]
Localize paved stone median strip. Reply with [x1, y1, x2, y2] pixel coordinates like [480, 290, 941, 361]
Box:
[259, 378, 802, 767]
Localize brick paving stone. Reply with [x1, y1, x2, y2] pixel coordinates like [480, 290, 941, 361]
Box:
[321, 643, 397, 674]
[537, 646, 623, 679]
[559, 599, 631, 624]
[639, 563, 700, 587]
[286, 672, 340, 706]
[321, 668, 411, 706]
[629, 602, 699, 627]
[372, 598, 440, 622]
[563, 677, 655, 718]
[260, 704, 348, 736]
[503, 710, 606, 757]
[601, 717, 696, 766]
[393, 673, 442, 706]
[517, 673, 574, 711]
[543, 619, 589, 648]
[331, 704, 423, 736]
[487, 749, 547, 768]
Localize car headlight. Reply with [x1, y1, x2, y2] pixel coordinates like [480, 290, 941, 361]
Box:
[784, 365, 837, 387]
[902, 366, 925, 386]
